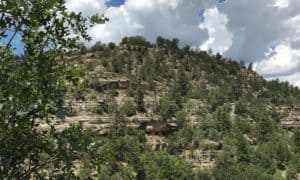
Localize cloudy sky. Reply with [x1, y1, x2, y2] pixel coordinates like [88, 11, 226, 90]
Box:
[65, 0, 300, 87]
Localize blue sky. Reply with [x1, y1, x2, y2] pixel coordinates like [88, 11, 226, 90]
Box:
[106, 0, 124, 7]
[1, 31, 24, 55]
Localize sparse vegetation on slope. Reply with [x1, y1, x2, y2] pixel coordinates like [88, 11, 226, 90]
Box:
[49, 36, 300, 179]
[1, 3, 300, 177]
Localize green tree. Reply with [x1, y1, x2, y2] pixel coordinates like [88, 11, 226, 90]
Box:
[111, 55, 124, 73]
[248, 62, 253, 71]
[235, 98, 248, 116]
[294, 130, 300, 153]
[256, 113, 276, 142]
[0, 0, 106, 178]
[176, 66, 189, 96]
[159, 95, 177, 122]
[234, 117, 251, 134]
[140, 152, 193, 180]
[169, 80, 182, 106]
[108, 42, 116, 50]
[207, 90, 227, 112]
[275, 140, 291, 170]
[121, 36, 151, 47]
[235, 132, 251, 163]
[175, 111, 188, 129]
[90, 41, 105, 52]
[134, 83, 145, 112]
[122, 99, 137, 117]
[127, 79, 138, 97]
[254, 143, 277, 174]
[167, 125, 195, 154]
[214, 106, 231, 133]
[156, 36, 166, 48]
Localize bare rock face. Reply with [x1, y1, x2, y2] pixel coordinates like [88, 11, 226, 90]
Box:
[281, 107, 300, 129]
[180, 139, 222, 169]
[37, 115, 113, 135]
[96, 79, 130, 91]
[146, 135, 167, 151]
[142, 119, 177, 136]
[182, 149, 216, 169]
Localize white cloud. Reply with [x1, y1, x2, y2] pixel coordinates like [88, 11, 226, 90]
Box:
[66, 0, 215, 46]
[65, 0, 300, 87]
[267, 72, 300, 87]
[199, 7, 232, 54]
[253, 43, 300, 75]
[253, 41, 300, 87]
[286, 14, 300, 42]
[66, 0, 107, 16]
[125, 0, 180, 10]
[274, 0, 289, 8]
[88, 5, 145, 44]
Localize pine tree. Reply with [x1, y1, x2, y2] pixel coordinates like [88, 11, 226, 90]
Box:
[170, 80, 182, 107]
[177, 67, 189, 96]
[215, 106, 231, 133]
[248, 62, 253, 71]
[159, 96, 177, 122]
[134, 83, 145, 112]
[294, 130, 300, 153]
[236, 132, 251, 163]
[122, 99, 137, 117]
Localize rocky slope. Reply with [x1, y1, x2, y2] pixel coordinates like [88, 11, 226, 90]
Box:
[37, 38, 300, 178]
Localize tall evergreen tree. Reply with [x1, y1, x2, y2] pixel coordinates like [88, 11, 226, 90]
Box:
[294, 130, 300, 153]
[134, 83, 145, 112]
[177, 66, 189, 96]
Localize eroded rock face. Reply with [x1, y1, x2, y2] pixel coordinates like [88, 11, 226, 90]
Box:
[182, 149, 216, 169]
[281, 119, 300, 129]
[37, 115, 113, 135]
[143, 119, 177, 136]
[146, 135, 167, 151]
[281, 107, 300, 129]
[96, 80, 130, 91]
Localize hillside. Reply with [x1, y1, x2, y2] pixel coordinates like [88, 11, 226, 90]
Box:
[2, 1, 300, 179]
[38, 36, 300, 179]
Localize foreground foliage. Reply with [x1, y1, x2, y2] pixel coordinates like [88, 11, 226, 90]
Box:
[0, 0, 105, 178]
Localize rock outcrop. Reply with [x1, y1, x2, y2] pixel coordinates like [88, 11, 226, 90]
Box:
[281, 107, 300, 129]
